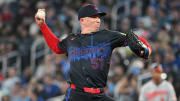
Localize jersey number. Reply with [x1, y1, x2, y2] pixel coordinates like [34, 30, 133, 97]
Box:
[90, 58, 104, 70]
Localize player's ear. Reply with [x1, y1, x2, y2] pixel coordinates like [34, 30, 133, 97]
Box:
[80, 18, 84, 22]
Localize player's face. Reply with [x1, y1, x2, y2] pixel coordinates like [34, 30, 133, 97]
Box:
[81, 15, 101, 31]
[152, 71, 162, 81]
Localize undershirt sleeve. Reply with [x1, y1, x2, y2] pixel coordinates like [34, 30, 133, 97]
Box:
[40, 23, 66, 54]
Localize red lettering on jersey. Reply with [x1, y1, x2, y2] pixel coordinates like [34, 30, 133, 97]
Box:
[160, 97, 164, 101]
[146, 91, 168, 100]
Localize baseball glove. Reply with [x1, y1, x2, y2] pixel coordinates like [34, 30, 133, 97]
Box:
[126, 30, 149, 59]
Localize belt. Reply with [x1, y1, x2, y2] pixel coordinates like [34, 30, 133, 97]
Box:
[70, 84, 106, 94]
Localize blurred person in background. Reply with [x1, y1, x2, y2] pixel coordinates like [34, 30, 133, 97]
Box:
[0, 88, 11, 101]
[12, 88, 29, 101]
[142, 6, 156, 29]
[0, 42, 6, 56]
[54, 73, 68, 94]
[139, 63, 177, 101]
[1, 95, 11, 101]
[118, 17, 131, 33]
[157, 8, 168, 28]
[27, 87, 44, 101]
[54, 54, 70, 80]
[38, 74, 61, 100]
[149, 17, 159, 41]
[107, 65, 124, 97]
[20, 67, 33, 86]
[0, 7, 13, 24]
[35, 54, 56, 80]
[114, 73, 138, 101]
[2, 67, 20, 93]
[129, 4, 141, 28]
[17, 25, 33, 70]
[11, 82, 22, 101]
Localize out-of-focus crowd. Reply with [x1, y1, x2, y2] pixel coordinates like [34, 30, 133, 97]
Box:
[0, 0, 180, 101]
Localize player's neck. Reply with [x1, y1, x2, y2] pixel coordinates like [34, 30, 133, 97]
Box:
[81, 28, 98, 34]
[153, 79, 162, 85]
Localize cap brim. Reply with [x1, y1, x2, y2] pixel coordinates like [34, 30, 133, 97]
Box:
[97, 12, 106, 17]
[78, 12, 107, 20]
[98, 12, 106, 16]
[90, 12, 106, 17]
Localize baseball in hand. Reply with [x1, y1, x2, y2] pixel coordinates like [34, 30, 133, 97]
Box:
[36, 10, 45, 19]
[35, 9, 46, 25]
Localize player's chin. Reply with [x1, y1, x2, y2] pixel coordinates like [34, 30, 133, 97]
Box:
[95, 26, 100, 30]
[95, 28, 99, 32]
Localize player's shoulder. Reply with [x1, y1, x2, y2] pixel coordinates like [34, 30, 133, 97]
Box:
[100, 29, 126, 36]
[162, 80, 173, 86]
[96, 29, 110, 34]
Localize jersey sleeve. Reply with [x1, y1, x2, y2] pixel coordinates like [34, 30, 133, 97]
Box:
[40, 23, 65, 54]
[108, 30, 127, 49]
[58, 38, 68, 52]
[168, 83, 177, 101]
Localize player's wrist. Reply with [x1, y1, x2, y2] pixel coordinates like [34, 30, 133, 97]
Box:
[39, 23, 47, 29]
[39, 22, 46, 26]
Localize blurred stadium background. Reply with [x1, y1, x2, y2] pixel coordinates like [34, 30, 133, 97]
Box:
[0, 0, 180, 101]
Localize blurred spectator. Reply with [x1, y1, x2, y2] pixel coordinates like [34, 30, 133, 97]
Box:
[17, 25, 33, 70]
[114, 73, 138, 101]
[21, 67, 33, 85]
[158, 0, 168, 10]
[2, 68, 20, 92]
[35, 54, 56, 80]
[0, 42, 6, 56]
[149, 17, 159, 41]
[157, 8, 168, 28]
[12, 88, 29, 101]
[11, 82, 22, 100]
[168, 8, 180, 23]
[2, 95, 11, 101]
[0, 88, 11, 101]
[129, 59, 144, 74]
[118, 17, 130, 33]
[54, 73, 68, 94]
[142, 6, 156, 29]
[27, 87, 44, 101]
[129, 5, 141, 28]
[0, 7, 13, 24]
[38, 74, 61, 100]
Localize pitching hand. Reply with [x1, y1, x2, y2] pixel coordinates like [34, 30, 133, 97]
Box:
[35, 9, 46, 26]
